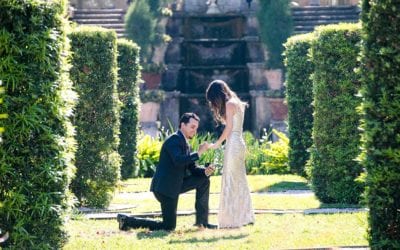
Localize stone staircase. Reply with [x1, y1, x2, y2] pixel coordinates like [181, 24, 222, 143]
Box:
[71, 9, 126, 38]
[292, 5, 361, 34]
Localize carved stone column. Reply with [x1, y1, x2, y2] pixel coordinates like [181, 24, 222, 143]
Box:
[247, 62, 268, 90]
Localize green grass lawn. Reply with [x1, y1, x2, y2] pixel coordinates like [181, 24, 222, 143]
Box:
[117, 174, 310, 193]
[64, 213, 368, 249]
[66, 174, 368, 249]
[110, 193, 321, 213]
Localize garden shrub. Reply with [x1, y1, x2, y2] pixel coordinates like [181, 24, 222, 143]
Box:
[137, 133, 162, 177]
[360, 0, 400, 248]
[257, 0, 293, 69]
[117, 39, 141, 179]
[0, 0, 77, 248]
[261, 129, 290, 174]
[69, 26, 121, 208]
[309, 23, 363, 204]
[284, 33, 315, 176]
[244, 131, 267, 174]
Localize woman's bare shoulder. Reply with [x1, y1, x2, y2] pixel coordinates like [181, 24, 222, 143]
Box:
[226, 99, 239, 114]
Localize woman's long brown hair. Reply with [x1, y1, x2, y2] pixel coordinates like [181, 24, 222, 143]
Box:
[206, 80, 240, 123]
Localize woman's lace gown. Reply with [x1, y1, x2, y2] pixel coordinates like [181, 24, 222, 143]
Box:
[218, 104, 255, 228]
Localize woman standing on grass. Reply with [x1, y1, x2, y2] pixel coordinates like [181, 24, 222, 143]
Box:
[206, 79, 255, 228]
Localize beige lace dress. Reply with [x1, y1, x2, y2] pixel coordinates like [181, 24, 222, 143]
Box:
[218, 103, 255, 228]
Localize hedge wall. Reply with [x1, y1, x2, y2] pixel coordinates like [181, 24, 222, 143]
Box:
[309, 23, 363, 204]
[69, 27, 121, 208]
[0, 82, 5, 137]
[284, 33, 315, 176]
[360, 0, 400, 248]
[117, 39, 141, 179]
[0, 0, 76, 248]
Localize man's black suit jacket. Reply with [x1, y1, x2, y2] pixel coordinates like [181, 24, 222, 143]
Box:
[150, 130, 207, 199]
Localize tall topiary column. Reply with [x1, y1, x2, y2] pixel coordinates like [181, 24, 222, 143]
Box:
[117, 39, 141, 179]
[360, 0, 400, 248]
[257, 0, 293, 69]
[309, 23, 363, 204]
[284, 33, 315, 176]
[70, 27, 121, 208]
[0, 0, 77, 248]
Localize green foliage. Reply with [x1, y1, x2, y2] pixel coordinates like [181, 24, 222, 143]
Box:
[136, 128, 289, 177]
[69, 26, 121, 208]
[0, 0, 77, 248]
[257, 0, 293, 69]
[261, 129, 290, 174]
[192, 133, 225, 175]
[244, 131, 268, 174]
[125, 1, 156, 63]
[360, 1, 400, 248]
[125, 0, 172, 69]
[117, 39, 141, 179]
[140, 89, 165, 103]
[309, 23, 363, 204]
[284, 33, 315, 176]
[137, 133, 162, 177]
[0, 82, 6, 137]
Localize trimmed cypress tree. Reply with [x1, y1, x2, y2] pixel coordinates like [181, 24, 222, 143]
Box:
[117, 39, 141, 179]
[309, 23, 363, 204]
[258, 0, 293, 69]
[284, 33, 315, 176]
[360, 0, 400, 248]
[0, 0, 77, 248]
[70, 27, 121, 208]
[125, 1, 156, 63]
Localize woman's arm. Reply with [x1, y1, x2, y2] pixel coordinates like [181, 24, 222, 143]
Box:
[210, 101, 236, 149]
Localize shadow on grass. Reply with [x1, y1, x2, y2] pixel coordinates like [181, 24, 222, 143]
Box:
[168, 233, 249, 244]
[137, 230, 171, 239]
[319, 203, 364, 209]
[255, 181, 310, 193]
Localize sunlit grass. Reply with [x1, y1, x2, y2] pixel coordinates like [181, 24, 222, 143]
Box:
[118, 174, 310, 193]
[110, 193, 321, 213]
[64, 213, 368, 250]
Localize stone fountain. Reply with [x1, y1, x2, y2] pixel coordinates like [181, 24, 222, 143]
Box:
[160, 0, 286, 136]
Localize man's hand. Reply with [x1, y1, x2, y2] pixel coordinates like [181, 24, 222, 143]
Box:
[198, 142, 210, 156]
[205, 164, 215, 177]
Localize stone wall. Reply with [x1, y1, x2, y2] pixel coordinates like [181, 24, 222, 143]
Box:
[293, 0, 360, 6]
[184, 0, 253, 14]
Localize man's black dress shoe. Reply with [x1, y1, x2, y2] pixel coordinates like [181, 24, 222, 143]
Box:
[117, 214, 129, 231]
[194, 223, 218, 229]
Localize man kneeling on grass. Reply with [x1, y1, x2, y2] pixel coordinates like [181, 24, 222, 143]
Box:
[117, 113, 217, 231]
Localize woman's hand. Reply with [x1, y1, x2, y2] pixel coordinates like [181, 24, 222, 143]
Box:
[209, 143, 219, 150]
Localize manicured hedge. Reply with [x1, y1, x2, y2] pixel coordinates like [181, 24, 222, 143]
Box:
[258, 0, 293, 69]
[360, 0, 400, 248]
[117, 39, 141, 179]
[309, 23, 363, 204]
[284, 33, 315, 176]
[0, 0, 76, 248]
[0, 83, 5, 137]
[69, 26, 121, 208]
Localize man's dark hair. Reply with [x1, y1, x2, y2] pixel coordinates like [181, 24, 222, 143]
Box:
[179, 113, 200, 128]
